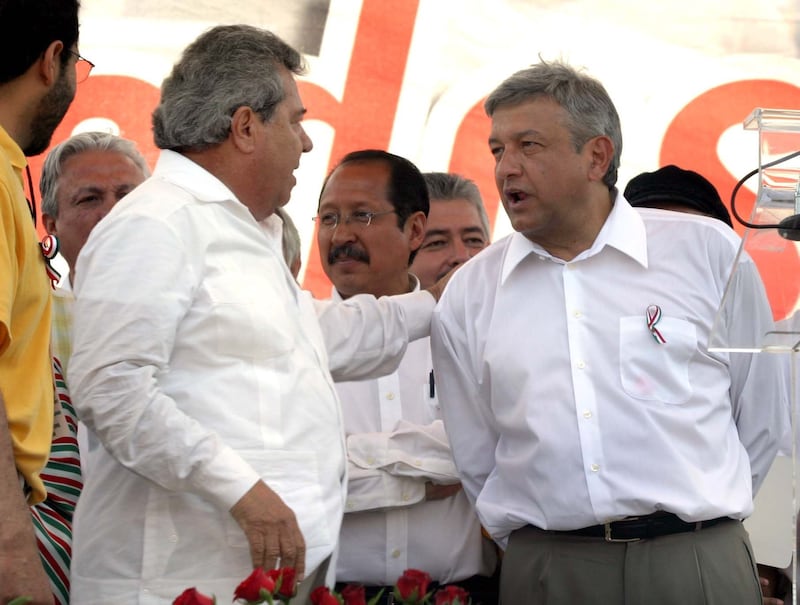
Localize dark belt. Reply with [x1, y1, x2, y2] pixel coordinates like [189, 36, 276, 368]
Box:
[550, 512, 732, 542]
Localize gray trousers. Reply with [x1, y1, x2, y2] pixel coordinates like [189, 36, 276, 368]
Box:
[500, 520, 762, 605]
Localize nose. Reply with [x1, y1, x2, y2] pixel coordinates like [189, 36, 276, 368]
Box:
[449, 240, 471, 266]
[300, 124, 313, 153]
[95, 193, 119, 223]
[329, 218, 358, 246]
[495, 148, 521, 180]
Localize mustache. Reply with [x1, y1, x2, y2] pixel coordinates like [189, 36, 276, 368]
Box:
[328, 244, 370, 265]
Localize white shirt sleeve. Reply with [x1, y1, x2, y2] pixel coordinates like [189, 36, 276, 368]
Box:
[430, 294, 500, 509]
[344, 419, 460, 512]
[69, 215, 259, 512]
[314, 290, 435, 381]
[724, 259, 789, 495]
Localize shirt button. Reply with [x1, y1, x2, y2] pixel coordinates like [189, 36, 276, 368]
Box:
[573, 310, 583, 318]
[576, 360, 586, 369]
[583, 410, 592, 419]
[169, 534, 178, 543]
[402, 493, 411, 502]
[590, 464, 600, 472]
[391, 549, 401, 558]
[386, 392, 395, 400]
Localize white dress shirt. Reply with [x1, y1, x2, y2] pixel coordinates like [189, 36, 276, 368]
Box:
[332, 285, 495, 585]
[67, 150, 434, 604]
[431, 193, 787, 548]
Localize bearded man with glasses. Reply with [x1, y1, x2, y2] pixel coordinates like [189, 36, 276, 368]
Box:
[0, 1, 83, 603]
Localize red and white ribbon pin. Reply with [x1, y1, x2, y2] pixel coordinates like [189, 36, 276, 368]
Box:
[40, 234, 62, 289]
[646, 304, 666, 344]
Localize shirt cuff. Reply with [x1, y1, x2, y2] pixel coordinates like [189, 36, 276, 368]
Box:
[387, 290, 436, 341]
[194, 444, 262, 511]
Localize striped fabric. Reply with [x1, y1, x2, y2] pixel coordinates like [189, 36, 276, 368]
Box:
[31, 356, 82, 605]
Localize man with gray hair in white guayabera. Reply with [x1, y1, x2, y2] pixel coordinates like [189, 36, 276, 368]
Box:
[66, 24, 445, 604]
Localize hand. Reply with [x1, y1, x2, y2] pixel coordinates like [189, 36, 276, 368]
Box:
[425, 266, 458, 302]
[759, 576, 785, 605]
[230, 480, 306, 580]
[424, 481, 462, 501]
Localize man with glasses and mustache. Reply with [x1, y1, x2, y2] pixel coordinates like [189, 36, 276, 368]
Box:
[318, 150, 499, 604]
[0, 1, 83, 603]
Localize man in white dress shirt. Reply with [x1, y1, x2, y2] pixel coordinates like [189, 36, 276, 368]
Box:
[67, 27, 440, 604]
[318, 150, 498, 603]
[430, 59, 787, 604]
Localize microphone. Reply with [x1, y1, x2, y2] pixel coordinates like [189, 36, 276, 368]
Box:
[777, 214, 800, 241]
[777, 179, 800, 240]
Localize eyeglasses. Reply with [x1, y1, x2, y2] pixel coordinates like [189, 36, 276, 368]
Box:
[68, 49, 94, 83]
[314, 209, 396, 229]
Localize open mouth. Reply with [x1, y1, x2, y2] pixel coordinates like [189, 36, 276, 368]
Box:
[504, 188, 528, 205]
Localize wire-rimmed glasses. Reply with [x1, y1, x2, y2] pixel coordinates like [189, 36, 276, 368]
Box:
[68, 49, 94, 83]
[313, 209, 396, 229]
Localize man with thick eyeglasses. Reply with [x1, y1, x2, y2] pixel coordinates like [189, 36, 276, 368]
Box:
[317, 150, 499, 605]
[0, 1, 82, 603]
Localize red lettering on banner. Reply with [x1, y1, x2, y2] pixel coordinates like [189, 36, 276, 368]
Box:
[661, 80, 800, 320]
[448, 100, 497, 232]
[299, 0, 420, 297]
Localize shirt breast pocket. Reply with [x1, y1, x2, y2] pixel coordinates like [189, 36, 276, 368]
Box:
[619, 316, 696, 404]
[206, 274, 294, 360]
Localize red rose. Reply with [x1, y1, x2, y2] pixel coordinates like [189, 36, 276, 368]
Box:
[310, 586, 342, 605]
[266, 567, 297, 600]
[434, 585, 471, 605]
[173, 587, 216, 605]
[394, 569, 432, 604]
[234, 568, 276, 602]
[340, 583, 367, 605]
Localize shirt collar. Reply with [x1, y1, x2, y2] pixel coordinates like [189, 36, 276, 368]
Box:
[152, 149, 241, 204]
[330, 273, 420, 301]
[0, 124, 27, 174]
[500, 188, 648, 284]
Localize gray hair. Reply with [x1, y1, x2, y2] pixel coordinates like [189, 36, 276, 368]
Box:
[422, 172, 490, 238]
[274, 207, 301, 269]
[40, 131, 150, 218]
[484, 59, 622, 189]
[152, 24, 306, 152]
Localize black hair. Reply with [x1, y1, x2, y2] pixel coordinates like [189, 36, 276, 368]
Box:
[0, 0, 81, 84]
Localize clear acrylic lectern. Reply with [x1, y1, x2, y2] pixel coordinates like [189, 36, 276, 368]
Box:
[709, 107, 800, 605]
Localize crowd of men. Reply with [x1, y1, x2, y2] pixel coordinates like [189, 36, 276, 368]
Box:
[0, 1, 791, 604]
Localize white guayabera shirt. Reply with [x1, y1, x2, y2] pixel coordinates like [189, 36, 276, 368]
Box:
[68, 150, 434, 604]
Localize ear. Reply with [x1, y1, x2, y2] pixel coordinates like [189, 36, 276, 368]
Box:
[42, 213, 58, 236]
[229, 105, 260, 153]
[585, 135, 614, 184]
[405, 210, 427, 251]
[38, 41, 66, 87]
